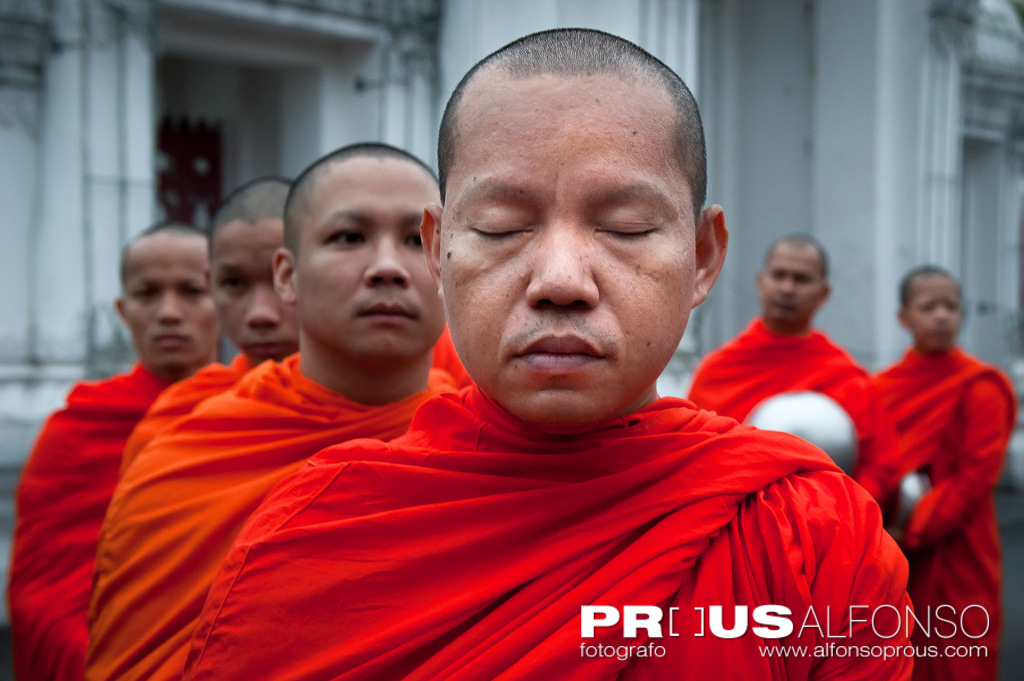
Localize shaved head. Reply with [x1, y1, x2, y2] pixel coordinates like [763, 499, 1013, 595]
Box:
[120, 221, 206, 288]
[284, 143, 437, 256]
[438, 28, 706, 217]
[211, 177, 290, 244]
[764, 233, 829, 279]
[899, 265, 960, 307]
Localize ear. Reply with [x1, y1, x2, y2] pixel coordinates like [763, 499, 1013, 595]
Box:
[898, 307, 909, 330]
[691, 205, 729, 308]
[114, 297, 127, 325]
[273, 248, 298, 306]
[421, 203, 444, 297]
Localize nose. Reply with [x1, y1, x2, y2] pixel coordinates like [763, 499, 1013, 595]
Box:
[245, 283, 282, 328]
[776, 276, 797, 295]
[156, 291, 185, 323]
[525, 225, 599, 310]
[364, 238, 411, 288]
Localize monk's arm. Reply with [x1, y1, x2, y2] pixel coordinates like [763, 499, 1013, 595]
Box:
[808, 475, 912, 681]
[903, 377, 1012, 549]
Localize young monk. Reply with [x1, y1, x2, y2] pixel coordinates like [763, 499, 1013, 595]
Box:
[8, 222, 219, 681]
[184, 29, 912, 680]
[121, 178, 300, 471]
[687, 234, 901, 503]
[873, 266, 1016, 681]
[85, 143, 456, 681]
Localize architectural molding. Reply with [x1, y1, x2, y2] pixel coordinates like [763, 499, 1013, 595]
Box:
[0, 1, 50, 136]
[931, 0, 981, 54]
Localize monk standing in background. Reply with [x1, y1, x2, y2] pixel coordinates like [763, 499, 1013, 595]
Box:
[86, 143, 457, 681]
[8, 222, 219, 681]
[874, 265, 1016, 681]
[185, 29, 911, 680]
[121, 177, 299, 470]
[687, 234, 900, 503]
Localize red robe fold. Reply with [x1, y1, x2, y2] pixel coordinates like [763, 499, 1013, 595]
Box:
[185, 388, 911, 680]
[86, 355, 456, 681]
[688, 317, 901, 503]
[8, 364, 171, 681]
[121, 354, 254, 474]
[873, 348, 1016, 681]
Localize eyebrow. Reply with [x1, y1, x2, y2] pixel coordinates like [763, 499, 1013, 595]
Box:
[319, 210, 424, 228]
[459, 180, 538, 206]
[587, 183, 678, 215]
[460, 179, 679, 216]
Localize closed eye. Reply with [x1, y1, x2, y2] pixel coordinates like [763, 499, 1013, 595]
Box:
[470, 227, 529, 239]
[597, 226, 658, 239]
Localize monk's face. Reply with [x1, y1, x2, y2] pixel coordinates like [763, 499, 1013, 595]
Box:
[756, 243, 830, 336]
[424, 71, 727, 431]
[211, 217, 299, 364]
[899, 274, 962, 354]
[278, 157, 445, 377]
[116, 231, 219, 382]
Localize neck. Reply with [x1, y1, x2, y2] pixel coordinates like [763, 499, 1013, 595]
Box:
[913, 344, 955, 356]
[298, 338, 432, 406]
[761, 316, 811, 337]
[145, 355, 215, 383]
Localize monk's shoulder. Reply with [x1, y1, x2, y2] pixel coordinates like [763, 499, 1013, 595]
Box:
[146, 362, 238, 413]
[738, 469, 905, 597]
[959, 353, 1014, 400]
[225, 438, 405, 546]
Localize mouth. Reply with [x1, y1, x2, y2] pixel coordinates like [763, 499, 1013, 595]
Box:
[153, 333, 189, 350]
[516, 335, 604, 372]
[245, 341, 293, 360]
[358, 301, 417, 323]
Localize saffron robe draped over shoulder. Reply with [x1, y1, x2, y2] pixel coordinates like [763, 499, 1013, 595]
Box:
[8, 364, 171, 681]
[687, 317, 901, 503]
[121, 354, 254, 474]
[873, 348, 1016, 681]
[86, 354, 456, 681]
[184, 388, 912, 681]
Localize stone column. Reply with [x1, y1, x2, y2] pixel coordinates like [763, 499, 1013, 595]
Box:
[32, 0, 157, 377]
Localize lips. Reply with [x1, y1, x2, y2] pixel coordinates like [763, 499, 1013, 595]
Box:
[356, 301, 418, 327]
[153, 333, 189, 350]
[245, 341, 292, 360]
[517, 335, 604, 372]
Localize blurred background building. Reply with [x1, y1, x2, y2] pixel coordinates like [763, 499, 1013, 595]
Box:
[1, 0, 1023, 625]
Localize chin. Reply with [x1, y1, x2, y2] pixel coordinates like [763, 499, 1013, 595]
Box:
[502, 394, 631, 435]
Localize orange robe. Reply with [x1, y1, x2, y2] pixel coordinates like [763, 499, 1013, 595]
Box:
[121, 354, 254, 474]
[185, 388, 912, 680]
[8, 364, 171, 681]
[873, 348, 1016, 681]
[688, 317, 901, 503]
[86, 354, 456, 681]
[433, 326, 473, 389]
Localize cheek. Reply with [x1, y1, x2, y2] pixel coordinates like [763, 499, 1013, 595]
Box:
[127, 302, 159, 330]
[442, 247, 508, 309]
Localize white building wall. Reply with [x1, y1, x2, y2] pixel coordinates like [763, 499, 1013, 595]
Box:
[0, 93, 37, 367]
[437, 0, 700, 111]
[699, 0, 816, 358]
